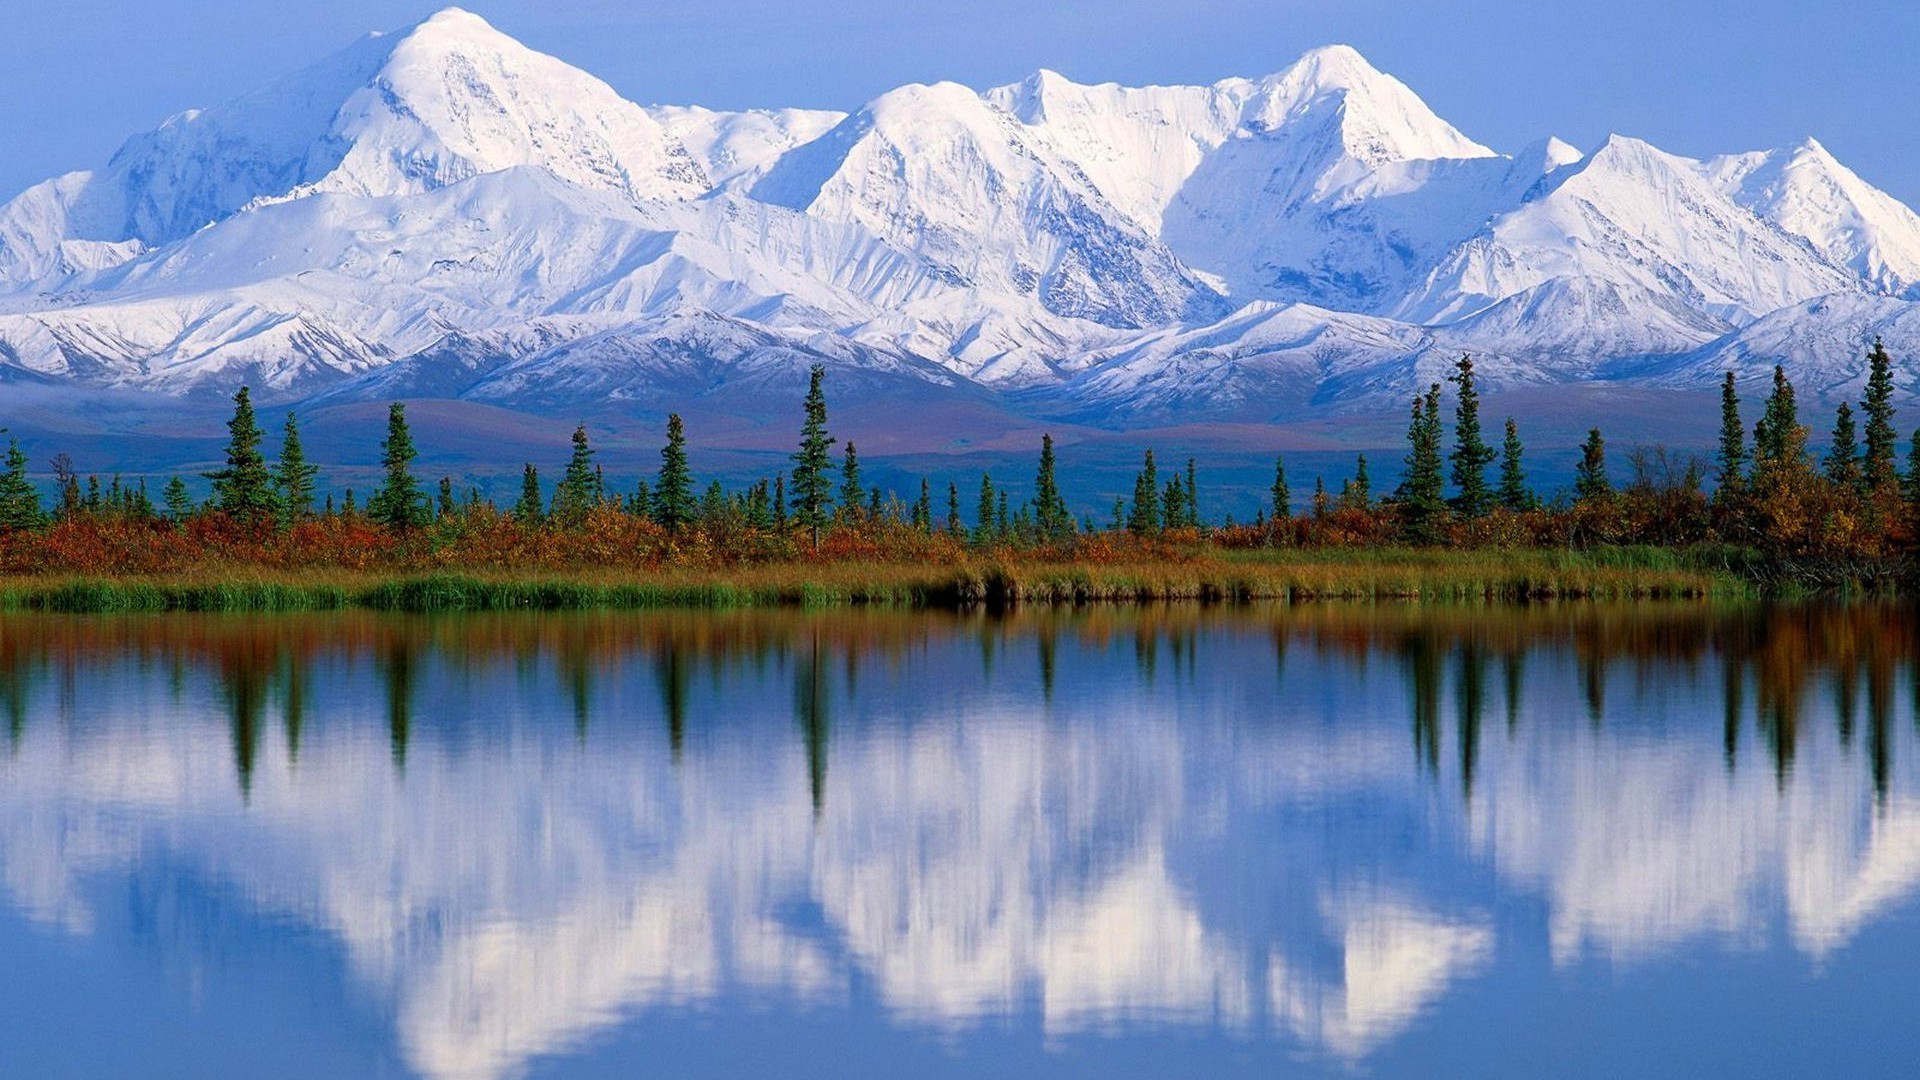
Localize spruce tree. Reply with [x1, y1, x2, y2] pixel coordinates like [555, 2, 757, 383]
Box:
[1716, 372, 1746, 489]
[838, 441, 863, 519]
[204, 387, 277, 526]
[436, 477, 455, 519]
[1447, 355, 1495, 516]
[514, 464, 544, 525]
[1162, 477, 1186, 530]
[272, 411, 319, 529]
[1397, 384, 1446, 538]
[654, 413, 695, 532]
[1340, 454, 1372, 511]
[1574, 428, 1612, 503]
[554, 424, 599, 523]
[912, 478, 933, 533]
[995, 490, 1010, 537]
[368, 403, 427, 531]
[1034, 434, 1072, 539]
[947, 481, 963, 536]
[1271, 454, 1291, 520]
[1128, 449, 1161, 535]
[774, 475, 788, 529]
[162, 476, 192, 522]
[975, 474, 996, 543]
[1862, 337, 1900, 493]
[0, 438, 42, 530]
[1825, 402, 1862, 492]
[1497, 417, 1532, 511]
[1753, 365, 1805, 470]
[789, 364, 836, 550]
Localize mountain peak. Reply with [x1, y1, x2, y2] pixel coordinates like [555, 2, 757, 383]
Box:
[1241, 45, 1494, 168]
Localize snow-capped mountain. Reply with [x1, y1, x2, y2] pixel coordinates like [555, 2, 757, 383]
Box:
[1, 6, 1915, 428]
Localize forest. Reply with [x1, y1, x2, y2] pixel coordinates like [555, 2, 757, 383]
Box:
[1, 341, 1917, 607]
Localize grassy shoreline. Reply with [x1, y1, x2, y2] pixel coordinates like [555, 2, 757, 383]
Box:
[0, 547, 1749, 613]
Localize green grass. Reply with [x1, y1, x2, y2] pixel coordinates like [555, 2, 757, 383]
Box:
[0, 547, 1753, 614]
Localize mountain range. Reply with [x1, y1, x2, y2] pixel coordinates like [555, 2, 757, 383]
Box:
[3, 7, 1917, 438]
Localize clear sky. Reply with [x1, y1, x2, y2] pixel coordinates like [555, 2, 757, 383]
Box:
[4, 0, 1916, 206]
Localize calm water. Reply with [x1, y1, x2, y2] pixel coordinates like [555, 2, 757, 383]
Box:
[2, 604, 1918, 1079]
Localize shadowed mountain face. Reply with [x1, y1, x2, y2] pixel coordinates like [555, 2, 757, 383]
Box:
[2, 6, 1918, 445]
[2, 604, 1919, 1080]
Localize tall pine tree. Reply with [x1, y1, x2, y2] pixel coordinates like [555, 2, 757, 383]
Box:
[368, 403, 427, 530]
[1825, 402, 1862, 492]
[654, 413, 695, 532]
[1716, 372, 1747, 489]
[514, 464, 544, 525]
[0, 439, 41, 530]
[272, 411, 319, 529]
[1862, 337, 1900, 493]
[1034, 434, 1072, 540]
[1128, 449, 1161, 535]
[205, 387, 277, 526]
[789, 364, 836, 549]
[1271, 454, 1291, 521]
[1574, 428, 1612, 503]
[1753, 365, 1806, 472]
[553, 424, 599, 523]
[1497, 417, 1532, 511]
[1397, 383, 1446, 539]
[838, 441, 863, 519]
[1447, 355, 1495, 516]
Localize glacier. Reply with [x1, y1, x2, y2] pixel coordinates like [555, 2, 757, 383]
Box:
[1, 5, 1917, 437]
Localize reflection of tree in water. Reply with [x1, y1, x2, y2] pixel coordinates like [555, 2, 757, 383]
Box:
[654, 641, 688, 763]
[795, 632, 829, 816]
[0, 602, 1913, 801]
[380, 638, 415, 771]
[1455, 642, 1485, 801]
[215, 638, 276, 799]
[1403, 634, 1441, 777]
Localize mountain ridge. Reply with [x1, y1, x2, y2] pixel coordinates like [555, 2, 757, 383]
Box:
[2, 6, 1916, 428]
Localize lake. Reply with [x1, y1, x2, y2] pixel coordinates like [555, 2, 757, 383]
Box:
[1, 603, 1916, 1078]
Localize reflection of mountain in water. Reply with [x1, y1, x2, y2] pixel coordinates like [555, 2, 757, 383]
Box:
[0, 607, 1916, 1080]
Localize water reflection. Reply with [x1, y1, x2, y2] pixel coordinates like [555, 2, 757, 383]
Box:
[0, 604, 1917, 1079]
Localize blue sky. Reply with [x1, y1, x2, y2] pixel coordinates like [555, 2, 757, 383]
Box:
[5, 0, 1916, 205]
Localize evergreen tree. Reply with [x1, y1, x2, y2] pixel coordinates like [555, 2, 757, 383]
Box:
[0, 439, 42, 530]
[1753, 365, 1806, 470]
[1497, 417, 1533, 511]
[1447, 355, 1496, 516]
[1034, 434, 1072, 539]
[270, 411, 320, 529]
[1574, 428, 1612, 503]
[867, 485, 884, 520]
[514, 464, 544, 525]
[654, 413, 695, 532]
[774, 474, 788, 530]
[1162, 477, 1187, 530]
[1716, 372, 1747, 490]
[1340, 454, 1373, 511]
[1270, 454, 1291, 520]
[1128, 449, 1161, 535]
[1311, 476, 1330, 519]
[975, 474, 997, 543]
[1397, 383, 1446, 538]
[995, 490, 1010, 537]
[162, 476, 192, 522]
[912, 478, 933, 533]
[947, 481, 962, 537]
[436, 477, 455, 519]
[1863, 337, 1900, 493]
[554, 424, 599, 523]
[838, 441, 863, 519]
[789, 364, 836, 549]
[368, 403, 428, 531]
[1825, 402, 1862, 492]
[204, 387, 277, 525]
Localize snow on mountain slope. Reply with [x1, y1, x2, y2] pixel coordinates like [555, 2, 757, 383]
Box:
[1643, 291, 1920, 396]
[2, 9, 1916, 423]
[651, 105, 846, 191]
[1710, 139, 1920, 299]
[0, 8, 708, 291]
[751, 80, 1226, 330]
[1401, 135, 1860, 328]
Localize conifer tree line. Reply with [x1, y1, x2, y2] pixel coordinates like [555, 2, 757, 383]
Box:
[2, 348, 1919, 573]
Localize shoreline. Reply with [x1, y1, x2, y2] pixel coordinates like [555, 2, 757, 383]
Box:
[0, 548, 1750, 613]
